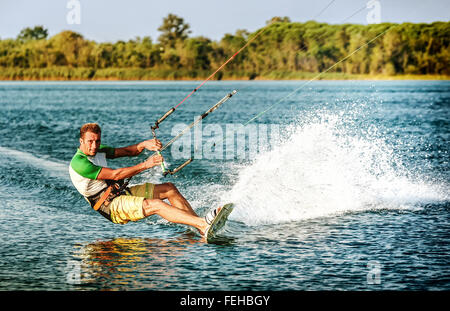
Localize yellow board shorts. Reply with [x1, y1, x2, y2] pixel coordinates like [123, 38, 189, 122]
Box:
[108, 183, 155, 225]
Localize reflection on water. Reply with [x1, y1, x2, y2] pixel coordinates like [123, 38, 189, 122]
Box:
[73, 233, 204, 290]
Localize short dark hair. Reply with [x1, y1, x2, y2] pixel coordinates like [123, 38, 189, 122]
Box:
[80, 123, 101, 139]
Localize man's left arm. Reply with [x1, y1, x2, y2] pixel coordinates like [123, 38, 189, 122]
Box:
[113, 139, 162, 158]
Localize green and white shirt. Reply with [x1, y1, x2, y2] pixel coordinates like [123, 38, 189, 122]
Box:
[69, 145, 115, 198]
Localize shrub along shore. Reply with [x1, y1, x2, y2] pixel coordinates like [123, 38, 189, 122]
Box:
[1, 17, 448, 81]
[0, 67, 448, 81]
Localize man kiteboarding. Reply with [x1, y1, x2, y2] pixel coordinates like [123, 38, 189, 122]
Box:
[69, 123, 231, 241]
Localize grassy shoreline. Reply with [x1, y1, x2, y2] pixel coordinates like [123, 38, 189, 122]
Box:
[0, 67, 448, 81]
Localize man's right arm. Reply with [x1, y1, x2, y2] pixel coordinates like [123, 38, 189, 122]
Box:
[97, 154, 163, 181]
[113, 139, 162, 159]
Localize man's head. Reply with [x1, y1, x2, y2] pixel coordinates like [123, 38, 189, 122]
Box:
[79, 123, 101, 156]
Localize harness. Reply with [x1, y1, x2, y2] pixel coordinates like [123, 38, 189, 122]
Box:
[86, 179, 130, 221]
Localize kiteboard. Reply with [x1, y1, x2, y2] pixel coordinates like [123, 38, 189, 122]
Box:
[205, 203, 234, 243]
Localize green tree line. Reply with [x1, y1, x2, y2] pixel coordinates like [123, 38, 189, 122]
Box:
[0, 15, 448, 80]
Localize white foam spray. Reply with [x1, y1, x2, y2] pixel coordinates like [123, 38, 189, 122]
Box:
[220, 113, 448, 226]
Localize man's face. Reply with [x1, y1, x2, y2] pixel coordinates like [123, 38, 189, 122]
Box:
[80, 131, 101, 156]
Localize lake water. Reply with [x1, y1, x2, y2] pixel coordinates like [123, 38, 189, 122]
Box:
[0, 80, 448, 291]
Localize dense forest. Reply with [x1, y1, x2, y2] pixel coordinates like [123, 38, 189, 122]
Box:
[0, 15, 448, 80]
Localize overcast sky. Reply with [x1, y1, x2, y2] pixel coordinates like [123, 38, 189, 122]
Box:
[0, 0, 449, 42]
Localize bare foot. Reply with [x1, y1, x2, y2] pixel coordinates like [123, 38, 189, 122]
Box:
[199, 221, 208, 236]
[201, 206, 222, 236]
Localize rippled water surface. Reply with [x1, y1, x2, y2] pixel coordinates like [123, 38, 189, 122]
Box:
[0, 80, 448, 290]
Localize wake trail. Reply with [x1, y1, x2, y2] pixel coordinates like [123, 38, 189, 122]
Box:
[0, 146, 69, 180]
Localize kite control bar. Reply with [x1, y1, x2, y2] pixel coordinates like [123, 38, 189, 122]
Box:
[150, 90, 238, 176]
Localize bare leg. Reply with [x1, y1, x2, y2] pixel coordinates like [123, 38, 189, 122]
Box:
[143, 198, 208, 235]
[153, 183, 198, 217]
